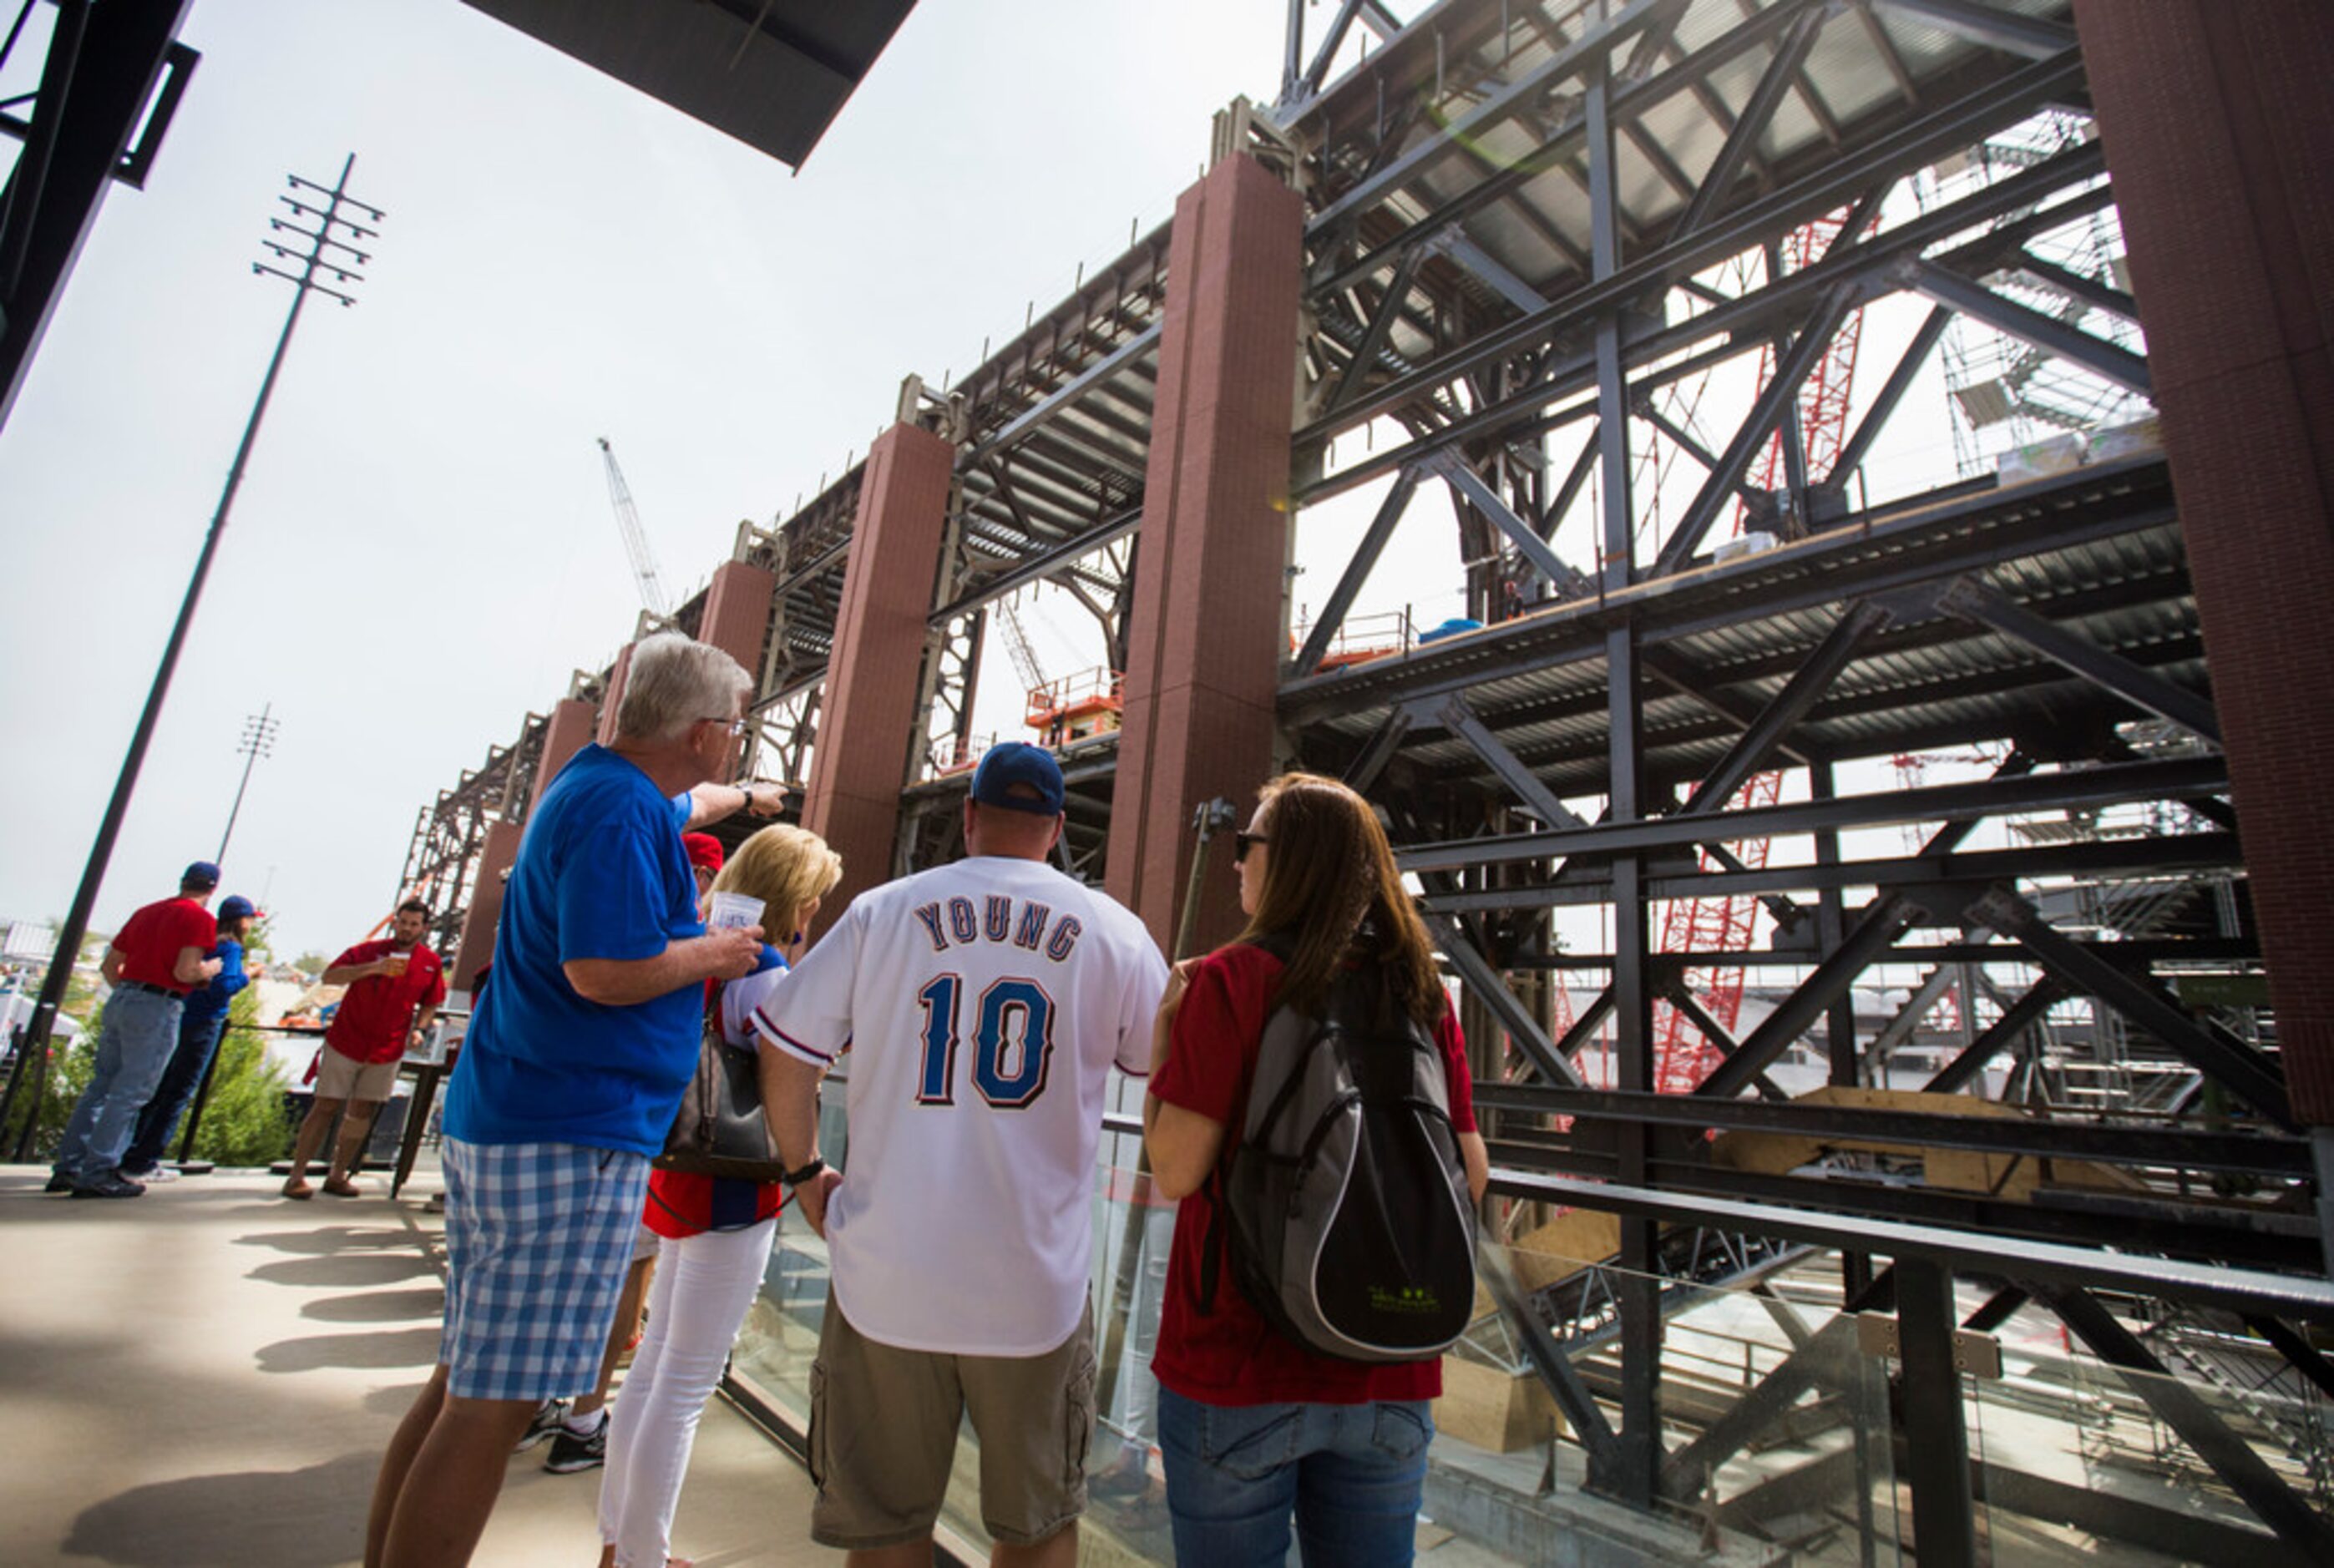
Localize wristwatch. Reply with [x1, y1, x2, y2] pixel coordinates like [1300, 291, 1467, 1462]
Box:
[780, 1156, 827, 1188]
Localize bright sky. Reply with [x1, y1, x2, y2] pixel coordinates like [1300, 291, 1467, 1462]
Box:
[0, 0, 1293, 960]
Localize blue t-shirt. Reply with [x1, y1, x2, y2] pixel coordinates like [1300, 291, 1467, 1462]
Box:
[182, 938, 248, 1024]
[446, 744, 707, 1155]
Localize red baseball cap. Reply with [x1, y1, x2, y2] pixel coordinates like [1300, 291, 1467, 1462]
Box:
[682, 833, 725, 874]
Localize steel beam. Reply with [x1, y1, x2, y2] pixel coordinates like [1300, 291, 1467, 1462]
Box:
[1831, 304, 1951, 482]
[1903, 257, 2153, 396]
[1678, 599, 1891, 815]
[1424, 913, 1585, 1089]
[2014, 249, 2141, 323]
[1967, 888, 2293, 1129]
[1923, 978, 2066, 1093]
[1326, 243, 1427, 413]
[2042, 1286, 2334, 1560]
[1397, 756, 2226, 876]
[1667, 3, 1831, 242]
[1936, 576, 2220, 743]
[1291, 465, 1422, 677]
[1426, 691, 1592, 831]
[1656, 282, 1866, 574]
[1697, 891, 1925, 1099]
[1896, 1258, 1979, 1567]
[1871, 0, 2077, 60]
[1430, 452, 1595, 597]
[1340, 706, 1412, 793]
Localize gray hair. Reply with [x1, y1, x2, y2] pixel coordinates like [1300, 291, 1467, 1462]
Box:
[612, 632, 752, 745]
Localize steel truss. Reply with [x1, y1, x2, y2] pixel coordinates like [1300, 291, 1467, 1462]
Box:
[403, 1, 2334, 1557]
[396, 711, 545, 957]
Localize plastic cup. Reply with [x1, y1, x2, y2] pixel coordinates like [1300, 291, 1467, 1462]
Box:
[382, 951, 409, 979]
[706, 891, 765, 932]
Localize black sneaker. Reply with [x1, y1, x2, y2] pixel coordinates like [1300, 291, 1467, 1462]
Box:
[43, 1173, 74, 1194]
[71, 1174, 145, 1199]
[543, 1415, 607, 1474]
[513, 1399, 568, 1453]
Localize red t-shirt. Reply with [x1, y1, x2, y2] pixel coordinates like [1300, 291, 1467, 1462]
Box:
[326, 940, 448, 1063]
[114, 898, 218, 992]
[1148, 942, 1477, 1408]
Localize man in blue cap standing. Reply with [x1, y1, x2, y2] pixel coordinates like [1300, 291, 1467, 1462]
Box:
[46, 861, 225, 1198]
[119, 893, 260, 1181]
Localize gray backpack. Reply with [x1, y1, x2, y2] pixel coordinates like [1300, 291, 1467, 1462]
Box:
[1205, 966, 1478, 1363]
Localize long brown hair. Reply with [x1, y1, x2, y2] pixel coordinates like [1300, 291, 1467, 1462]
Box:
[1234, 772, 1443, 1027]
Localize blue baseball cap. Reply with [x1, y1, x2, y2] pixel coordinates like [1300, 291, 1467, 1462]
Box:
[182, 861, 221, 890]
[218, 895, 259, 923]
[970, 742, 1065, 817]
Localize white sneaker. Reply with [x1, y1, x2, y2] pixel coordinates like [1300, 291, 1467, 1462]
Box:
[144, 1166, 183, 1183]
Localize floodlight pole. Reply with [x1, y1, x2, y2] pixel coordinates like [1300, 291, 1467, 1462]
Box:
[217, 702, 279, 863]
[8, 156, 380, 1151]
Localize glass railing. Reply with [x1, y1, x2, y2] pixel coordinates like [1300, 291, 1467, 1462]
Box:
[723, 1085, 2334, 1564]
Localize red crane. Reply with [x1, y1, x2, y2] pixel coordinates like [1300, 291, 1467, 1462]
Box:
[1653, 210, 1870, 1095]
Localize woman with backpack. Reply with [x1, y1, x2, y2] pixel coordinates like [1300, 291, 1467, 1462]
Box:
[1142, 771, 1491, 1566]
[595, 822, 842, 1568]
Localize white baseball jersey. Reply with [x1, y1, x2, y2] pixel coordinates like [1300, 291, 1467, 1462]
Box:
[755, 853, 1167, 1355]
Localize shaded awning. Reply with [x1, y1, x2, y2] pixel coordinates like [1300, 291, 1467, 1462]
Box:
[462, 0, 919, 167]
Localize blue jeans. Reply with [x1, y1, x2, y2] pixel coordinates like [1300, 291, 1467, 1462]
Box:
[51, 985, 182, 1185]
[1157, 1384, 1432, 1568]
[119, 1008, 230, 1173]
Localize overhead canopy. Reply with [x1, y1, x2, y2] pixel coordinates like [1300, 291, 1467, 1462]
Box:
[462, 0, 919, 167]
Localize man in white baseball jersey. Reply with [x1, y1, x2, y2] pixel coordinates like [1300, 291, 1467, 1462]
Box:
[756, 741, 1167, 1565]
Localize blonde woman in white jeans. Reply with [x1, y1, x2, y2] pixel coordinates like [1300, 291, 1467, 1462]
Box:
[598, 823, 841, 1568]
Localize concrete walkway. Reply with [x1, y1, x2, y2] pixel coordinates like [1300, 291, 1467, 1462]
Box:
[0, 1165, 824, 1568]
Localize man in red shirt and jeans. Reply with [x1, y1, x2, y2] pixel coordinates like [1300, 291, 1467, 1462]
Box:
[47, 861, 225, 1198]
[284, 898, 446, 1199]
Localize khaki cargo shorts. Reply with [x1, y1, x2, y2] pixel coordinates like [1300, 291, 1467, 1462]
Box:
[807, 1289, 1097, 1550]
[315, 1046, 399, 1102]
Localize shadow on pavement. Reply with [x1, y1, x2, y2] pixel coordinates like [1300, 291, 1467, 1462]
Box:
[361, 1381, 429, 1418]
[301, 1287, 443, 1324]
[255, 1326, 442, 1374]
[248, 1253, 439, 1289]
[232, 1226, 418, 1256]
[63, 1451, 372, 1567]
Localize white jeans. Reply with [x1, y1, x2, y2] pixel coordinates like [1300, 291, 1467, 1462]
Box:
[598, 1214, 777, 1568]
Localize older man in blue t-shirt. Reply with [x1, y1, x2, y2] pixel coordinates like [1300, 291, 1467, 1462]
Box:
[367, 633, 774, 1568]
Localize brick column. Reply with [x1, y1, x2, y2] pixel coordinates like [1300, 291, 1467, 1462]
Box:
[594, 642, 639, 748]
[1104, 154, 1304, 956]
[801, 422, 955, 924]
[448, 818, 522, 992]
[697, 559, 777, 781]
[2074, 1, 2334, 1123]
[533, 696, 600, 812]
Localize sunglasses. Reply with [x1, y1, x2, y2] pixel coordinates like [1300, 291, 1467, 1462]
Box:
[698, 716, 749, 737]
[1233, 831, 1268, 863]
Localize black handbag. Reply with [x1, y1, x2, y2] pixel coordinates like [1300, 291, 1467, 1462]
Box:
[654, 992, 788, 1182]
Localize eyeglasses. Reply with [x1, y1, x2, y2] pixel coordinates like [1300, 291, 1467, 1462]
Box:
[698, 716, 749, 737]
[1233, 831, 1268, 863]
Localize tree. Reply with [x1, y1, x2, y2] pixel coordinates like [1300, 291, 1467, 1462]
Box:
[184, 984, 293, 1167]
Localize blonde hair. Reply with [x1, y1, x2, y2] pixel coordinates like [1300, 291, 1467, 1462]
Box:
[711, 824, 843, 934]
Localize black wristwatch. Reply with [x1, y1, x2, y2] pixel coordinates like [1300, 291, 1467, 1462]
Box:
[780, 1156, 827, 1188]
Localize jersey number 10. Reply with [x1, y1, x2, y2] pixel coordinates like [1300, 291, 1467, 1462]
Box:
[915, 975, 1055, 1109]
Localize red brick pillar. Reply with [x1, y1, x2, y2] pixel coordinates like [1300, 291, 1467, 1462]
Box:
[448, 819, 522, 992]
[697, 559, 777, 780]
[2074, 1, 2334, 1124]
[1105, 154, 1304, 956]
[534, 696, 600, 812]
[801, 422, 955, 925]
[595, 643, 639, 748]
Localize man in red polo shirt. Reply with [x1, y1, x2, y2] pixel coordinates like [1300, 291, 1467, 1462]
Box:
[283, 898, 447, 1199]
[47, 862, 225, 1198]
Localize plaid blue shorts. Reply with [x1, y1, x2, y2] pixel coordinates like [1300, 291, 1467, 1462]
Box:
[438, 1138, 651, 1402]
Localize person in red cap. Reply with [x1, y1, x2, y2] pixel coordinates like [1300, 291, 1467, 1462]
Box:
[119, 893, 261, 1180]
[681, 832, 724, 910]
[283, 898, 447, 1199]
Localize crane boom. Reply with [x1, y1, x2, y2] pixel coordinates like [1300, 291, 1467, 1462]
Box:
[599, 437, 670, 617]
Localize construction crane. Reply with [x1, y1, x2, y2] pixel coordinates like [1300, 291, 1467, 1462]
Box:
[1653, 209, 1872, 1095]
[599, 437, 670, 617]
